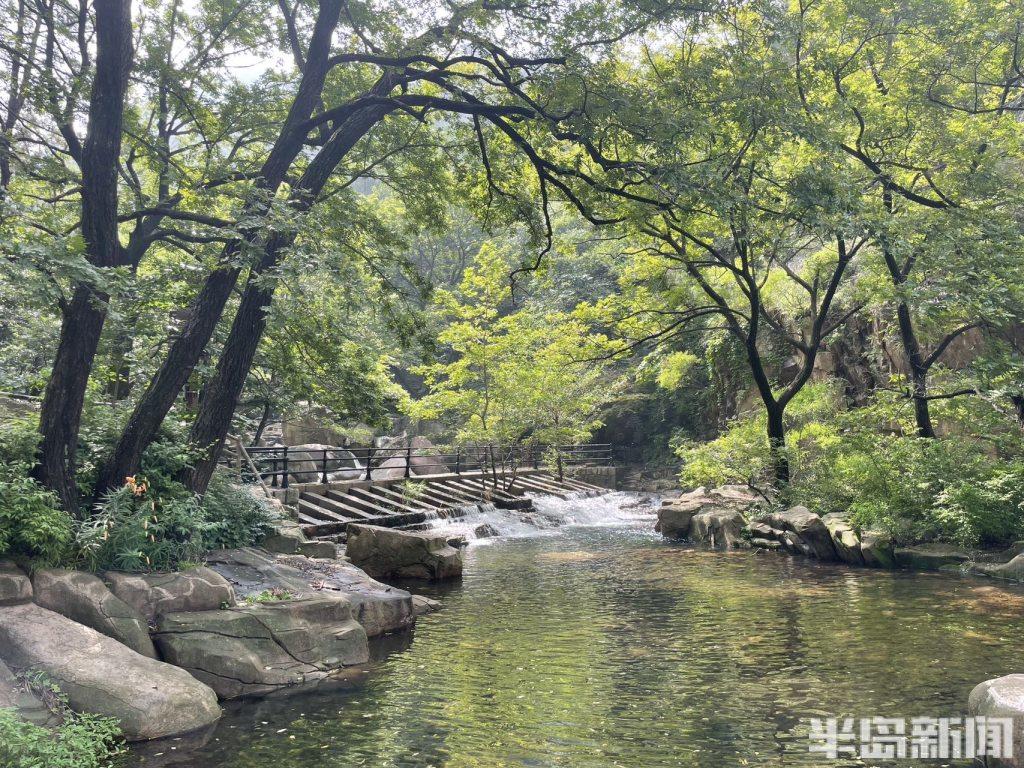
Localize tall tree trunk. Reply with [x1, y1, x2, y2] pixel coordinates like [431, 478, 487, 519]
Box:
[182, 105, 394, 495]
[33, 0, 133, 513]
[895, 301, 935, 438]
[92, 0, 344, 498]
[765, 402, 790, 488]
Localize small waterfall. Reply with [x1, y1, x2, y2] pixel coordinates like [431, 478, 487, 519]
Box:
[422, 492, 655, 543]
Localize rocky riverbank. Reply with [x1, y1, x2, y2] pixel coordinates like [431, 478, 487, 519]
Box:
[0, 520, 463, 743]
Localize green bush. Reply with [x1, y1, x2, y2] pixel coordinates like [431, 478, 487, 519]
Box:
[200, 471, 275, 550]
[0, 707, 123, 768]
[0, 418, 74, 565]
[76, 483, 211, 572]
[76, 471, 274, 572]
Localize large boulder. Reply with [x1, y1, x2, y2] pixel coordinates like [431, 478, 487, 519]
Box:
[762, 506, 837, 561]
[32, 569, 156, 658]
[690, 509, 748, 549]
[969, 675, 1024, 767]
[346, 524, 463, 580]
[0, 603, 220, 740]
[859, 530, 896, 569]
[104, 567, 235, 620]
[655, 498, 702, 539]
[894, 543, 971, 571]
[822, 514, 865, 565]
[152, 596, 368, 700]
[260, 517, 307, 555]
[206, 547, 415, 637]
[656, 486, 756, 543]
[285, 444, 361, 484]
[0, 560, 32, 605]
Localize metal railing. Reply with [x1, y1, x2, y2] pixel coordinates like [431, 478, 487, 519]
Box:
[219, 443, 613, 489]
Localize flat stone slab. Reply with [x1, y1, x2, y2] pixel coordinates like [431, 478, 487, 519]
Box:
[32, 568, 156, 658]
[0, 603, 220, 740]
[206, 547, 415, 637]
[345, 524, 463, 581]
[894, 544, 972, 571]
[152, 596, 368, 700]
[0, 560, 32, 605]
[974, 553, 1024, 582]
[104, 566, 235, 620]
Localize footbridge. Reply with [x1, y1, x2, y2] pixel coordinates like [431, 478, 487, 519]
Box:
[222, 442, 616, 540]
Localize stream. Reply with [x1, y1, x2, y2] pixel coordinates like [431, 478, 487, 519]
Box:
[130, 493, 1024, 767]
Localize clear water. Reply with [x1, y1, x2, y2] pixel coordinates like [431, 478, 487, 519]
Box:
[130, 495, 1024, 767]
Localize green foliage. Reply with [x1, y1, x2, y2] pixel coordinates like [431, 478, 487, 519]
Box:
[0, 418, 73, 565]
[199, 472, 276, 551]
[76, 483, 210, 573]
[0, 672, 124, 768]
[0, 709, 124, 768]
[680, 382, 1024, 547]
[409, 243, 618, 449]
[75, 471, 273, 573]
[244, 587, 292, 604]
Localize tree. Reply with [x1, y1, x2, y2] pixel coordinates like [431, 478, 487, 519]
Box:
[410, 242, 615, 467]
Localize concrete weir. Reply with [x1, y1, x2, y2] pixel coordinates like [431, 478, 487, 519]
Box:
[282, 470, 610, 541]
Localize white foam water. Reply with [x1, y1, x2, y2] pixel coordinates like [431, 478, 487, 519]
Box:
[423, 492, 656, 543]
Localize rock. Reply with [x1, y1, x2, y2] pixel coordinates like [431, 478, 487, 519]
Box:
[0, 603, 220, 740]
[859, 530, 896, 569]
[656, 486, 757, 542]
[473, 523, 500, 539]
[655, 499, 701, 538]
[104, 567, 235, 620]
[973, 553, 1024, 582]
[975, 541, 1024, 565]
[346, 524, 463, 580]
[153, 596, 368, 699]
[0, 658, 55, 727]
[206, 547, 414, 637]
[969, 674, 1024, 767]
[779, 530, 812, 557]
[0, 560, 32, 605]
[894, 543, 971, 571]
[750, 537, 782, 551]
[822, 516, 865, 565]
[412, 595, 442, 615]
[261, 517, 306, 555]
[762, 507, 837, 561]
[689, 509, 748, 549]
[297, 540, 337, 559]
[31, 569, 156, 658]
[286, 444, 361, 484]
[746, 520, 775, 539]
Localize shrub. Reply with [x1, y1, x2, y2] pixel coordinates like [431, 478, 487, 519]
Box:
[75, 471, 274, 572]
[0, 676, 124, 768]
[0, 417, 73, 565]
[76, 482, 212, 572]
[200, 471, 275, 550]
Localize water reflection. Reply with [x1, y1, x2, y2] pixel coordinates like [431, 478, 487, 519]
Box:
[129, 518, 1024, 767]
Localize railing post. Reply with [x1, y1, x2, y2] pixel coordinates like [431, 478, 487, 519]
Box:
[270, 456, 278, 488]
[533, 445, 539, 470]
[455, 447, 461, 475]
[320, 449, 328, 484]
[282, 450, 289, 489]
[405, 443, 412, 478]
[364, 447, 374, 480]
[556, 448, 564, 482]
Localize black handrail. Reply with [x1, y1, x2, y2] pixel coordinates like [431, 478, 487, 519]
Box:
[218, 442, 614, 488]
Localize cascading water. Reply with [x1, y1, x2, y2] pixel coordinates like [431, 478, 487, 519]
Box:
[423, 491, 656, 542]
